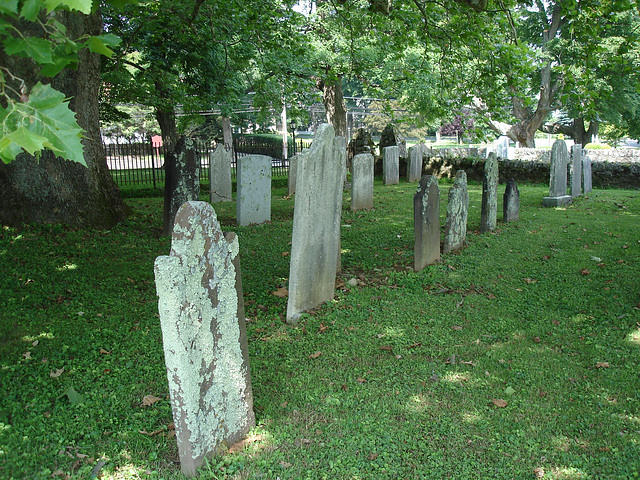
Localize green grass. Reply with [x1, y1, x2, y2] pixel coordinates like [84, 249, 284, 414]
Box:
[1, 180, 639, 479]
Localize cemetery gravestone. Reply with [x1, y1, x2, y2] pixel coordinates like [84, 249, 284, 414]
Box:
[287, 124, 346, 323]
[443, 170, 468, 254]
[237, 155, 272, 226]
[496, 136, 510, 159]
[383, 146, 400, 185]
[570, 144, 583, 198]
[582, 154, 593, 193]
[351, 153, 374, 211]
[414, 175, 440, 271]
[407, 146, 423, 182]
[542, 140, 572, 207]
[503, 178, 520, 223]
[209, 144, 233, 203]
[164, 137, 200, 235]
[379, 124, 408, 159]
[480, 152, 499, 233]
[154, 201, 254, 477]
[288, 154, 299, 196]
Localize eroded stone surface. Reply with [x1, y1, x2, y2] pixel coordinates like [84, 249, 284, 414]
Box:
[383, 146, 400, 185]
[503, 178, 519, 223]
[407, 146, 423, 182]
[480, 153, 498, 233]
[443, 170, 468, 254]
[237, 155, 271, 226]
[351, 153, 374, 211]
[209, 144, 233, 203]
[570, 144, 583, 198]
[414, 175, 440, 271]
[154, 201, 254, 476]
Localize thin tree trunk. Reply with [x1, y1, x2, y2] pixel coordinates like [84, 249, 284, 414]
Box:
[316, 76, 348, 138]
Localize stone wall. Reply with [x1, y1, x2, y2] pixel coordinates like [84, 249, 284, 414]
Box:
[422, 147, 640, 189]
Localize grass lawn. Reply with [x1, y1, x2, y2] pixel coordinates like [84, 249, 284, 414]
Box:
[0, 179, 639, 480]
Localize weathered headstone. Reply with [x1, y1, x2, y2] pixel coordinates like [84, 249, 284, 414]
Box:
[503, 178, 520, 223]
[237, 155, 271, 226]
[480, 152, 499, 233]
[570, 144, 583, 198]
[209, 144, 232, 203]
[287, 154, 299, 196]
[164, 138, 200, 235]
[379, 124, 407, 158]
[287, 124, 346, 323]
[582, 154, 593, 193]
[443, 170, 468, 254]
[382, 146, 400, 185]
[496, 136, 510, 159]
[351, 153, 374, 211]
[348, 128, 375, 158]
[407, 145, 423, 182]
[154, 201, 254, 477]
[542, 140, 572, 207]
[414, 175, 440, 271]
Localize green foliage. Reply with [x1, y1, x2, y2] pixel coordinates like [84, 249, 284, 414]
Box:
[584, 142, 613, 149]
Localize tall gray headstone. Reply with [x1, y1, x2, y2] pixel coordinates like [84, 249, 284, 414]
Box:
[382, 146, 400, 185]
[582, 154, 593, 193]
[570, 144, 583, 198]
[154, 201, 254, 476]
[443, 170, 468, 254]
[351, 152, 374, 211]
[209, 144, 232, 203]
[542, 140, 572, 207]
[164, 138, 200, 235]
[480, 152, 499, 233]
[288, 154, 299, 196]
[496, 136, 510, 159]
[287, 124, 346, 323]
[414, 175, 440, 271]
[407, 146, 422, 182]
[237, 155, 271, 226]
[503, 178, 520, 223]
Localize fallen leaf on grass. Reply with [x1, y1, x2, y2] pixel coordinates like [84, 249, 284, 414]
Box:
[228, 434, 264, 454]
[281, 251, 290, 257]
[368, 453, 379, 460]
[356, 377, 366, 383]
[280, 461, 292, 468]
[309, 351, 322, 359]
[273, 287, 288, 298]
[380, 345, 393, 351]
[138, 429, 164, 436]
[492, 399, 508, 408]
[580, 269, 590, 275]
[142, 395, 162, 406]
[595, 362, 610, 368]
[460, 360, 476, 366]
[318, 323, 328, 334]
[451, 325, 463, 330]
[533, 467, 545, 478]
[523, 278, 537, 284]
[99, 348, 110, 355]
[50, 368, 65, 378]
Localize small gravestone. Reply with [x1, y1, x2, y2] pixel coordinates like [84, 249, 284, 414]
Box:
[443, 170, 468, 254]
[503, 178, 520, 223]
[382, 146, 400, 185]
[288, 154, 299, 196]
[570, 144, 583, 198]
[480, 152, 499, 233]
[287, 124, 346, 323]
[209, 144, 232, 203]
[237, 155, 271, 226]
[154, 201, 254, 477]
[542, 140, 572, 207]
[407, 146, 422, 182]
[582, 154, 593, 193]
[496, 136, 510, 159]
[348, 128, 375, 157]
[164, 138, 200, 235]
[414, 175, 440, 271]
[351, 153, 374, 211]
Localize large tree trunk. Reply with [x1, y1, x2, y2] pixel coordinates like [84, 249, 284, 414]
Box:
[541, 118, 599, 145]
[316, 76, 348, 138]
[0, 11, 130, 228]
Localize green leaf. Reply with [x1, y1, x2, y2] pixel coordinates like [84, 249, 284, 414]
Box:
[87, 36, 115, 58]
[19, 0, 41, 21]
[0, 0, 18, 14]
[5, 127, 56, 156]
[44, 0, 92, 13]
[58, 386, 86, 404]
[3, 37, 53, 64]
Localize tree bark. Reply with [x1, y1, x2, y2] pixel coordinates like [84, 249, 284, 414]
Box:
[221, 116, 233, 151]
[0, 11, 130, 228]
[541, 118, 599, 145]
[316, 76, 348, 138]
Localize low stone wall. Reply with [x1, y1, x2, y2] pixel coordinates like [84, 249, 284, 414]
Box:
[422, 147, 640, 189]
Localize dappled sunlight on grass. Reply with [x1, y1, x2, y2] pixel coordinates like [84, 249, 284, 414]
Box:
[460, 411, 483, 424]
[56, 262, 78, 271]
[627, 326, 640, 346]
[405, 393, 431, 413]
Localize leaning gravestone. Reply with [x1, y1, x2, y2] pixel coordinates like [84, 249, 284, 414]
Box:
[209, 144, 232, 203]
[570, 144, 583, 198]
[287, 124, 346, 323]
[154, 201, 254, 477]
[503, 178, 520, 223]
[287, 154, 299, 196]
[480, 152, 499, 233]
[351, 153, 374, 211]
[414, 175, 440, 271]
[237, 155, 271, 226]
[383, 146, 400, 185]
[443, 170, 468, 254]
[542, 140, 572, 207]
[407, 146, 423, 182]
[164, 138, 200, 235]
[582, 153, 593, 193]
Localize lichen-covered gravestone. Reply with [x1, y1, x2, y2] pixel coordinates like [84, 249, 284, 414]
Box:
[383, 146, 400, 185]
[414, 175, 440, 271]
[570, 144, 583, 198]
[154, 201, 254, 476]
[480, 152, 498, 233]
[164, 138, 200, 235]
[407, 146, 423, 182]
[582, 154, 593, 193]
[237, 155, 271, 226]
[503, 178, 520, 223]
[542, 140, 572, 207]
[287, 124, 346, 323]
[351, 153, 374, 211]
[287, 154, 299, 196]
[443, 170, 468, 254]
[209, 144, 232, 203]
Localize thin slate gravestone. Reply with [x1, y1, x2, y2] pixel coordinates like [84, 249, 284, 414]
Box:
[163, 138, 200, 235]
[443, 170, 468, 254]
[414, 175, 440, 271]
[503, 178, 520, 223]
[480, 152, 498, 233]
[237, 155, 271, 226]
[542, 140, 572, 207]
[287, 124, 346, 323]
[582, 154, 593, 193]
[209, 144, 232, 203]
[570, 144, 583, 198]
[382, 146, 400, 185]
[407, 146, 422, 182]
[154, 201, 254, 477]
[496, 136, 510, 159]
[351, 153, 374, 211]
[287, 154, 299, 196]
